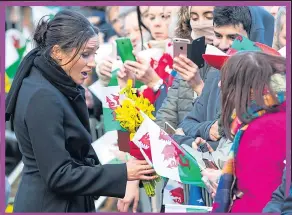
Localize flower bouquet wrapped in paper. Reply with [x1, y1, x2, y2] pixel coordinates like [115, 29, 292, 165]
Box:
[114, 79, 161, 197]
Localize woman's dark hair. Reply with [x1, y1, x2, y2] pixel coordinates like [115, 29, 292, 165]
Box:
[221, 51, 286, 140]
[33, 9, 99, 66]
[213, 6, 252, 36]
[137, 6, 151, 50]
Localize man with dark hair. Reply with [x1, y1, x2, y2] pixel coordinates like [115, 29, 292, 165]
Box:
[212, 6, 252, 52]
[212, 6, 274, 52]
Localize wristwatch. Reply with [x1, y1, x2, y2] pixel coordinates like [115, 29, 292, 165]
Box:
[152, 78, 164, 92]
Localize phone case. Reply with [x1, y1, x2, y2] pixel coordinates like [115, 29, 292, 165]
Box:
[115, 38, 144, 88]
[164, 122, 176, 135]
[187, 36, 206, 68]
[173, 38, 190, 58]
[202, 158, 219, 170]
[115, 37, 136, 63]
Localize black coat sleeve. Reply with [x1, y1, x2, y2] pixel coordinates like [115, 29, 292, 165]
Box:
[25, 89, 127, 198]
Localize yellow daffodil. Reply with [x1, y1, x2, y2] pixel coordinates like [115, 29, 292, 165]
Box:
[115, 80, 156, 136]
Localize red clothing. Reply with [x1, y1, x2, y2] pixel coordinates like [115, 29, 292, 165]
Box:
[142, 53, 173, 104]
[231, 104, 286, 213]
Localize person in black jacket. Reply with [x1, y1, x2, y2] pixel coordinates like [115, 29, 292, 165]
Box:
[5, 10, 156, 213]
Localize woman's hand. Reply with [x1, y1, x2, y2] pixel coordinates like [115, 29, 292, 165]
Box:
[126, 158, 157, 181]
[202, 168, 221, 186]
[117, 66, 135, 89]
[192, 137, 215, 152]
[124, 52, 161, 89]
[117, 180, 140, 213]
[98, 56, 114, 84]
[173, 55, 204, 96]
[209, 120, 221, 141]
[175, 128, 185, 135]
[210, 182, 218, 199]
[202, 168, 220, 198]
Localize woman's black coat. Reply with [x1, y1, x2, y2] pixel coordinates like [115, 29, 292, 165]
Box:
[12, 66, 127, 212]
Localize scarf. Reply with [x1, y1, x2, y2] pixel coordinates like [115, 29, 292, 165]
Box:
[5, 48, 91, 133]
[188, 7, 214, 45]
[212, 73, 286, 213]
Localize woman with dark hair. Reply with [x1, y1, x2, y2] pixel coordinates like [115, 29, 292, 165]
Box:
[213, 51, 286, 213]
[5, 10, 156, 213]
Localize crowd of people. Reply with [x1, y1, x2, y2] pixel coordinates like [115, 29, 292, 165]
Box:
[4, 5, 290, 214]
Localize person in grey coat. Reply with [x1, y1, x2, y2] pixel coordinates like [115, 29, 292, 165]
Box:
[5, 10, 156, 213]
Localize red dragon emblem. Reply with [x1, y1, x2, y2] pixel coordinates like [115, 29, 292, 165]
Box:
[138, 132, 150, 150]
[12, 36, 20, 49]
[159, 129, 190, 169]
[106, 94, 120, 120]
[169, 187, 184, 204]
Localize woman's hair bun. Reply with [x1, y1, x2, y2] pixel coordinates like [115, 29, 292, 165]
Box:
[33, 16, 50, 48]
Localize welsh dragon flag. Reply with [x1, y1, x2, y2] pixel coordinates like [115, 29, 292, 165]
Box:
[132, 113, 205, 187]
[100, 60, 125, 132]
[5, 29, 27, 93]
[163, 180, 185, 205]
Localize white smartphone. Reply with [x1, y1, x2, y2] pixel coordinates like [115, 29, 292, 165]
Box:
[164, 122, 176, 135]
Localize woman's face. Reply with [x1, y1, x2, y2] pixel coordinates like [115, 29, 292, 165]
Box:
[148, 6, 171, 41]
[59, 36, 98, 85]
[278, 15, 286, 48]
[108, 6, 123, 36]
[124, 11, 142, 50]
